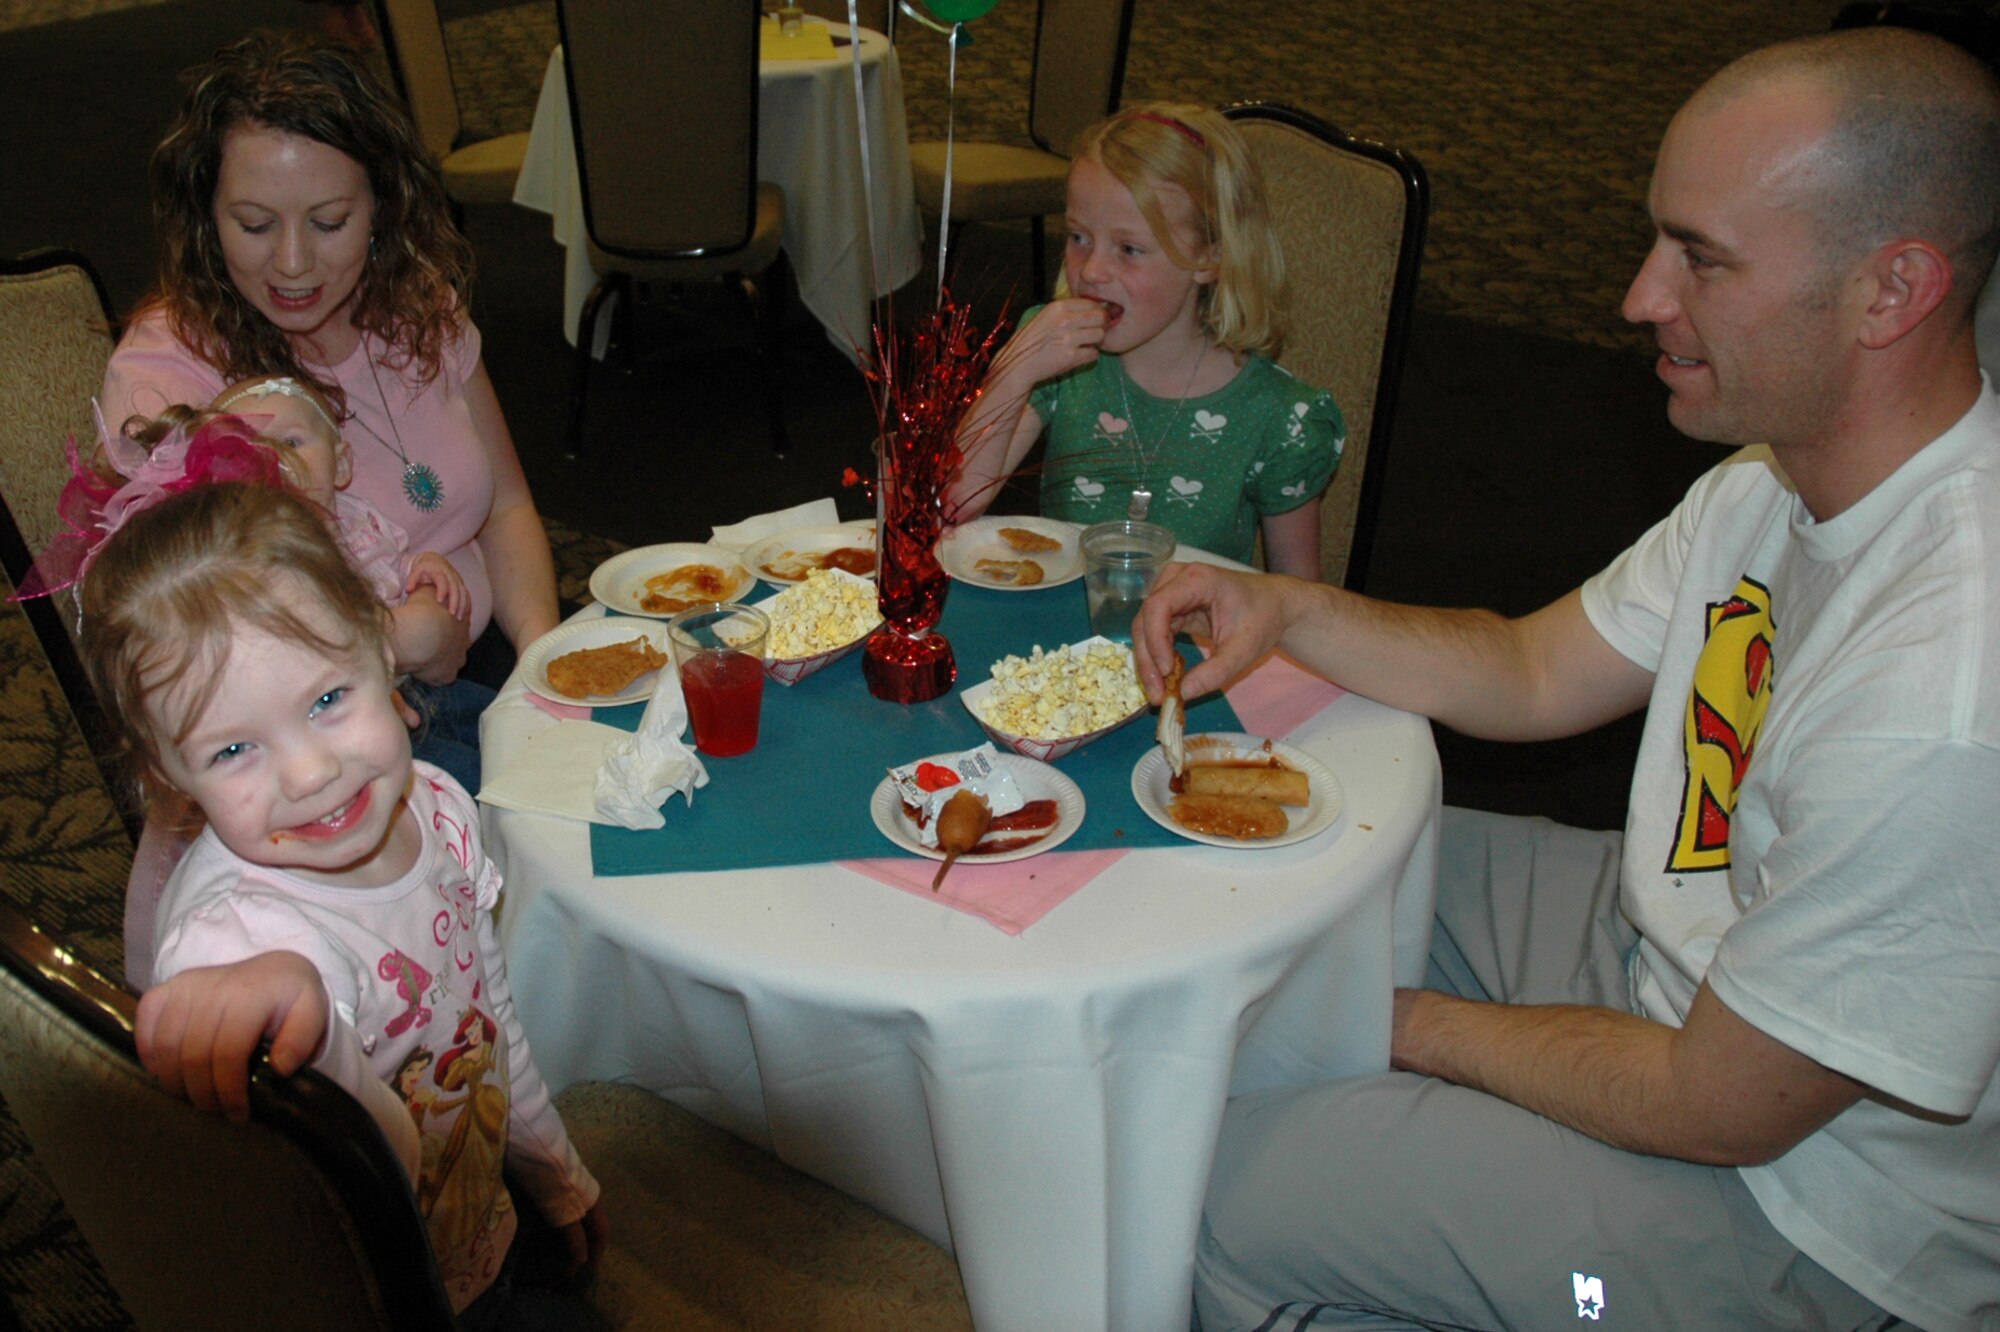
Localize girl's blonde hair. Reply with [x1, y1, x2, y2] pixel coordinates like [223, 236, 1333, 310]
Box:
[1056, 102, 1286, 357]
[80, 483, 389, 801]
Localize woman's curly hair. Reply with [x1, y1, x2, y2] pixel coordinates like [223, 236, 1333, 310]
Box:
[143, 28, 475, 412]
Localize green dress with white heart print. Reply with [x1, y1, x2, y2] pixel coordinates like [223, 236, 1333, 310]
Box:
[1024, 309, 1345, 566]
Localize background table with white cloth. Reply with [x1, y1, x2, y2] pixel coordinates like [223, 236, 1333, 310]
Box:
[478, 588, 1441, 1332]
[513, 26, 923, 360]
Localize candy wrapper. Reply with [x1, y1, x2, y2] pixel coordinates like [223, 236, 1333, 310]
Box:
[887, 743, 1026, 848]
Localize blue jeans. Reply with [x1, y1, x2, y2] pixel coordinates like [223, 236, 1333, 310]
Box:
[401, 675, 495, 794]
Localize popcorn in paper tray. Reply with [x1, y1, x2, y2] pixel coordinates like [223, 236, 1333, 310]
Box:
[974, 638, 1146, 739]
[887, 743, 1026, 848]
[763, 566, 882, 658]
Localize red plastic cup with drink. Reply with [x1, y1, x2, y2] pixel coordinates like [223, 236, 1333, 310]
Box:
[667, 603, 770, 757]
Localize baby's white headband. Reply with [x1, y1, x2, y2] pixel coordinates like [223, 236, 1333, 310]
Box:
[212, 377, 341, 437]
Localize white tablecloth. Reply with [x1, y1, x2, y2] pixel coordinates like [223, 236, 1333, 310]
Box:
[479, 602, 1440, 1332]
[512, 26, 923, 361]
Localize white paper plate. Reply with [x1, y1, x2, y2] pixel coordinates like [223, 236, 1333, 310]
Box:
[870, 752, 1085, 864]
[742, 522, 878, 587]
[1130, 733, 1342, 849]
[589, 543, 755, 618]
[937, 516, 1083, 590]
[520, 618, 673, 708]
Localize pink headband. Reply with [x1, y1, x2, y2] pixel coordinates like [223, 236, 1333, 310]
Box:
[1129, 110, 1206, 149]
[13, 402, 285, 602]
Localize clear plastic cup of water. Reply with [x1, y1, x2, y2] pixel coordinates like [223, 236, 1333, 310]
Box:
[1080, 519, 1177, 645]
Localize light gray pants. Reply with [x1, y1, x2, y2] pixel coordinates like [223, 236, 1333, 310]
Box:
[1193, 807, 1901, 1332]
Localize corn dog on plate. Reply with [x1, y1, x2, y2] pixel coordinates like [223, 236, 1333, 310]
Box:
[1131, 733, 1342, 849]
[871, 750, 1085, 865]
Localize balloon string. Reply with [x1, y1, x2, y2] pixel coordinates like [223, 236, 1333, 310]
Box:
[936, 21, 960, 306]
[843, 0, 882, 323]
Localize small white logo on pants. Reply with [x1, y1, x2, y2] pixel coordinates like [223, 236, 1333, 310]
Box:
[1573, 1272, 1606, 1320]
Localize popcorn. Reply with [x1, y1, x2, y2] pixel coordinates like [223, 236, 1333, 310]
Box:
[763, 567, 883, 659]
[975, 638, 1146, 739]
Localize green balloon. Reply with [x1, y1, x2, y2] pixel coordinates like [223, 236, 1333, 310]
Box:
[924, 0, 998, 20]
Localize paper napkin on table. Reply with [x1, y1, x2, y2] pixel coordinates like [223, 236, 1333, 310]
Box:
[478, 720, 634, 822]
[710, 497, 841, 552]
[592, 666, 709, 829]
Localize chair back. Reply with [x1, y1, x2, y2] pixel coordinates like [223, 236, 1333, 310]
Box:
[0, 249, 113, 593]
[558, 0, 761, 259]
[1028, 0, 1135, 156]
[1224, 103, 1428, 590]
[371, 0, 465, 162]
[0, 251, 140, 839]
[0, 898, 458, 1332]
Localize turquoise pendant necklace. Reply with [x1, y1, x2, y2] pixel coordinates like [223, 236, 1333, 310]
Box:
[356, 350, 444, 513]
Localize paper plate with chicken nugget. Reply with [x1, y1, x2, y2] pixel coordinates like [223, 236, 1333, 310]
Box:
[590, 543, 755, 618]
[1131, 732, 1342, 850]
[937, 515, 1083, 590]
[870, 743, 1085, 872]
[521, 618, 675, 708]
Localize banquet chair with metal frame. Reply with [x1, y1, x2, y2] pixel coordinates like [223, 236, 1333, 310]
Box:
[0, 248, 139, 842]
[0, 897, 460, 1332]
[0, 890, 975, 1330]
[1222, 101, 1429, 591]
[369, 0, 531, 214]
[557, 0, 790, 461]
[908, 0, 1136, 295]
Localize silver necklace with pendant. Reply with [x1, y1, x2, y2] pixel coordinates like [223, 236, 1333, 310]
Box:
[1117, 341, 1209, 521]
[351, 345, 445, 513]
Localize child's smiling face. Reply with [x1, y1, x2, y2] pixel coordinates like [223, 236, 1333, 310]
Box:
[150, 588, 416, 888]
[1062, 153, 1216, 364]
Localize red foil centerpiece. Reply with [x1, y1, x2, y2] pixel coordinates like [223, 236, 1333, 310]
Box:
[861, 294, 1006, 703]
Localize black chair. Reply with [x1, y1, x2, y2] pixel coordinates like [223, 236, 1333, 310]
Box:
[557, 0, 791, 460]
[1220, 103, 1429, 590]
[908, 0, 1137, 295]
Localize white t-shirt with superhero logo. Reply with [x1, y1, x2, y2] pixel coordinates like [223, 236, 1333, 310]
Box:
[1581, 387, 2000, 1332]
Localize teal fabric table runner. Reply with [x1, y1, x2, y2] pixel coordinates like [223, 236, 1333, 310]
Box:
[587, 582, 1238, 875]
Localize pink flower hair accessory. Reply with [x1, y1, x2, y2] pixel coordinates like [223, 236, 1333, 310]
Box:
[14, 400, 285, 601]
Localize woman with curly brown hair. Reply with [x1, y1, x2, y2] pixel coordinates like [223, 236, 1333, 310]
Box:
[101, 28, 559, 707]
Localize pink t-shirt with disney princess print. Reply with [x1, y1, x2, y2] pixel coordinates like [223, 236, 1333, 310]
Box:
[150, 763, 597, 1312]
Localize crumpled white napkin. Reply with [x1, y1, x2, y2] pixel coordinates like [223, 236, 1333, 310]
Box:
[709, 497, 842, 552]
[591, 664, 709, 829]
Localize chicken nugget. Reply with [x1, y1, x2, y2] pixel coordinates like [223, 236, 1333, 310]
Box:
[999, 527, 1064, 553]
[974, 557, 1046, 587]
[546, 636, 669, 699]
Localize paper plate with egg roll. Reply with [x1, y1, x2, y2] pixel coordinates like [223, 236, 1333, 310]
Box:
[937, 515, 1083, 590]
[1131, 733, 1342, 849]
[871, 750, 1085, 865]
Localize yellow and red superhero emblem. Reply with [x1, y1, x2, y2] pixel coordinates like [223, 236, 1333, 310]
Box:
[1667, 579, 1774, 873]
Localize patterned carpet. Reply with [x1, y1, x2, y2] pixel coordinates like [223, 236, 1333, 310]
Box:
[0, 0, 1844, 1326]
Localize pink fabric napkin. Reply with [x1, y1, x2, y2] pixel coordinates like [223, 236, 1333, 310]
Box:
[833, 650, 1345, 934]
[839, 847, 1129, 934]
[1225, 651, 1346, 741]
[528, 692, 592, 722]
